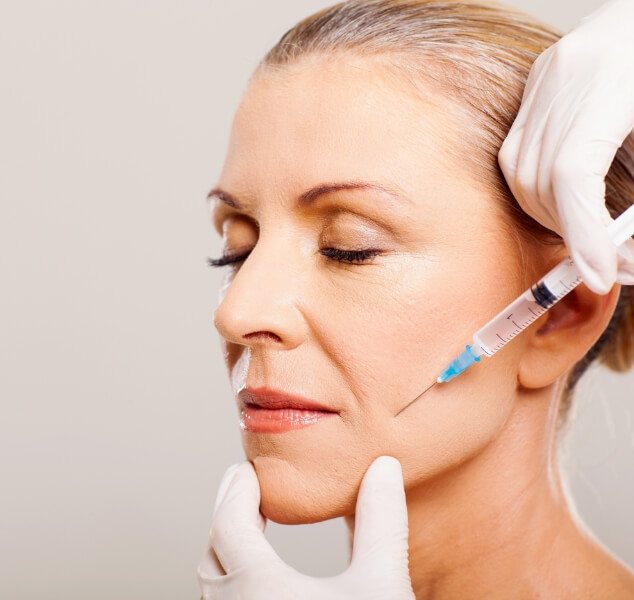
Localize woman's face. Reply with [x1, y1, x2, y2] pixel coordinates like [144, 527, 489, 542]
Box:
[210, 54, 539, 524]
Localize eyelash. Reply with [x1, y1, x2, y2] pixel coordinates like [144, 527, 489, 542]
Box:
[206, 247, 382, 268]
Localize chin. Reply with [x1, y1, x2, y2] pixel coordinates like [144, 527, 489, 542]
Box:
[253, 455, 356, 525]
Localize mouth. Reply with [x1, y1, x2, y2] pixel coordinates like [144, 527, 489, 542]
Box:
[238, 386, 340, 433]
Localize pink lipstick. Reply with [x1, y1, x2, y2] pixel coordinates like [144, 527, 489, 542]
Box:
[238, 386, 339, 433]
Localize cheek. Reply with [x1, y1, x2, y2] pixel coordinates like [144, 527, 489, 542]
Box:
[303, 244, 524, 486]
[385, 360, 519, 487]
[309, 250, 519, 416]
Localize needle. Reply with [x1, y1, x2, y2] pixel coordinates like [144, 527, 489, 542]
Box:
[394, 380, 438, 417]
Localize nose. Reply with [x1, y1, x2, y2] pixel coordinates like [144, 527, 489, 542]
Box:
[212, 235, 309, 350]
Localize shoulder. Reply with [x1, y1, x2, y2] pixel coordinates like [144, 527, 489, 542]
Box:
[578, 536, 634, 599]
[598, 553, 634, 599]
[546, 520, 634, 599]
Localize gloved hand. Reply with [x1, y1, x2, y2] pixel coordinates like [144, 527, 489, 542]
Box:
[498, 0, 634, 295]
[197, 456, 415, 600]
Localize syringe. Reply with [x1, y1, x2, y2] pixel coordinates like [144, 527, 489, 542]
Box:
[395, 204, 634, 417]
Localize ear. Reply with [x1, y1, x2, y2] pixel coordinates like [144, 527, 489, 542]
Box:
[517, 280, 622, 389]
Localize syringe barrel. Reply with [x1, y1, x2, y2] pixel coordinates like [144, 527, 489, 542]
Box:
[437, 205, 634, 386]
[474, 256, 582, 357]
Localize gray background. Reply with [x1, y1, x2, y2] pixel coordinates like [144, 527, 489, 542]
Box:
[1, 1, 632, 598]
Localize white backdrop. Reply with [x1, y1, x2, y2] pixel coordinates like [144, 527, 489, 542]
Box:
[1, 1, 632, 598]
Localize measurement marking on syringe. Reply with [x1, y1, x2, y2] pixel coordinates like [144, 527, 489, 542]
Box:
[506, 313, 521, 328]
[560, 280, 573, 292]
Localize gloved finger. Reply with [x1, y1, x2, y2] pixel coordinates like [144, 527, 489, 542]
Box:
[533, 84, 593, 234]
[513, 107, 552, 225]
[552, 159, 617, 294]
[504, 57, 573, 226]
[198, 462, 242, 580]
[505, 44, 555, 139]
[616, 237, 634, 285]
[505, 110, 560, 233]
[533, 96, 571, 198]
[200, 565, 308, 600]
[498, 124, 523, 184]
[197, 549, 226, 590]
[199, 565, 270, 600]
[559, 192, 617, 295]
[551, 105, 628, 293]
[214, 463, 243, 515]
[349, 456, 410, 579]
[498, 49, 554, 183]
[515, 75, 576, 195]
[210, 461, 279, 574]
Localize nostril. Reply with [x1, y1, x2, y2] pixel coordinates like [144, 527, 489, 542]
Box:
[243, 331, 282, 343]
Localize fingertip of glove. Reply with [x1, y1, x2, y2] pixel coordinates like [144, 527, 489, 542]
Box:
[214, 461, 248, 513]
[367, 455, 403, 483]
[574, 253, 616, 295]
[224, 461, 243, 484]
[224, 460, 256, 488]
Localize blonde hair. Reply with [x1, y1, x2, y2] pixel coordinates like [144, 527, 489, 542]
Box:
[256, 0, 634, 413]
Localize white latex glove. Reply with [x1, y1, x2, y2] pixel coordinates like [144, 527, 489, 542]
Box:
[498, 0, 634, 295]
[197, 456, 415, 600]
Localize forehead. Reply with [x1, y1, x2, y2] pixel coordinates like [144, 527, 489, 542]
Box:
[219, 54, 459, 194]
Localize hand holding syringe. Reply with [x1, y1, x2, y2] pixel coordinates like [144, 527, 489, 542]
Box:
[396, 204, 634, 417]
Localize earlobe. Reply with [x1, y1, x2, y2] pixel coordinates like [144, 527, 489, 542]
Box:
[517, 282, 621, 389]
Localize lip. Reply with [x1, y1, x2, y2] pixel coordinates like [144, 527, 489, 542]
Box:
[238, 386, 338, 412]
[238, 386, 339, 433]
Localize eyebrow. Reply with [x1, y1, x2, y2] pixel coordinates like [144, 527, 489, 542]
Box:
[205, 180, 413, 210]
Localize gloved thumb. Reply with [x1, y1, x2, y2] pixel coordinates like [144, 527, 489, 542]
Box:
[198, 462, 243, 580]
[209, 461, 275, 574]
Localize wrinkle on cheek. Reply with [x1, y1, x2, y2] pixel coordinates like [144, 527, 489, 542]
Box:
[307, 270, 413, 402]
[341, 316, 442, 419]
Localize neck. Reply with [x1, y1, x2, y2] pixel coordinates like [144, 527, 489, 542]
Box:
[347, 382, 591, 599]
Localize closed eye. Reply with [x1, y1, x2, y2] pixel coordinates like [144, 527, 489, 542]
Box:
[206, 247, 382, 267]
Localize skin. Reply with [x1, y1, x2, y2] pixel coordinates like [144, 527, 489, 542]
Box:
[209, 53, 634, 598]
